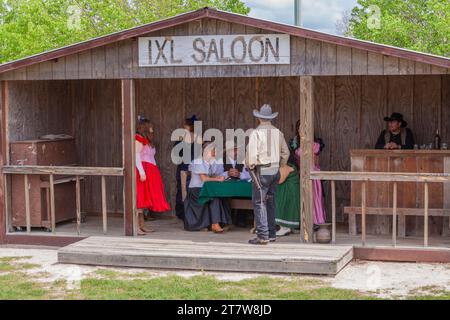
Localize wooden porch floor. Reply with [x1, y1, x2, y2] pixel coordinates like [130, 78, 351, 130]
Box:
[58, 236, 353, 275]
[50, 215, 352, 275]
[50, 215, 450, 249]
[0, 213, 434, 272]
[50, 215, 450, 274]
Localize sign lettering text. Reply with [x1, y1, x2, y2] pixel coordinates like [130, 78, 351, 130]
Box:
[138, 34, 290, 67]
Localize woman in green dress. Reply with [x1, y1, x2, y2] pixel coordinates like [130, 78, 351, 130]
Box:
[276, 119, 301, 237]
[275, 164, 300, 236]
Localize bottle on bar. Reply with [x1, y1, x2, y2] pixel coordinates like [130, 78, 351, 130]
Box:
[434, 129, 441, 150]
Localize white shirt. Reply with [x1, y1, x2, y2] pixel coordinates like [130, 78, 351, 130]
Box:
[246, 122, 290, 175]
[189, 160, 224, 188]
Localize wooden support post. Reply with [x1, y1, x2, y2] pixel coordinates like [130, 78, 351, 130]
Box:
[424, 182, 429, 247]
[392, 182, 397, 247]
[331, 180, 336, 244]
[299, 76, 314, 243]
[49, 174, 56, 233]
[443, 157, 450, 236]
[76, 176, 81, 235]
[398, 214, 406, 238]
[3, 176, 11, 234]
[45, 188, 50, 228]
[0, 81, 8, 243]
[122, 79, 136, 237]
[361, 181, 367, 246]
[24, 174, 31, 233]
[101, 176, 107, 235]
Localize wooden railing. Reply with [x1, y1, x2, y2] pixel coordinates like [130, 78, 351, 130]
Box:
[310, 171, 450, 247]
[2, 165, 124, 235]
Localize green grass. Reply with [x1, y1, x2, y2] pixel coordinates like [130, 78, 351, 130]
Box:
[0, 255, 449, 300]
[0, 273, 48, 300]
[0, 256, 39, 272]
[78, 275, 375, 300]
[406, 286, 450, 300]
[0, 256, 48, 300]
[1, 257, 375, 300]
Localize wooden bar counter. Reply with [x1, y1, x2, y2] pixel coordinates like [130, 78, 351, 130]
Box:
[344, 149, 450, 237]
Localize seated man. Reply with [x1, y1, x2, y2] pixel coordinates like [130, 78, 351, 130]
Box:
[223, 146, 251, 180]
[222, 145, 251, 228]
[375, 112, 415, 150]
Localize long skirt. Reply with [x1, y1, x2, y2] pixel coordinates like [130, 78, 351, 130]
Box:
[275, 170, 300, 229]
[313, 178, 326, 224]
[275, 168, 326, 227]
[183, 188, 232, 231]
[136, 162, 171, 212]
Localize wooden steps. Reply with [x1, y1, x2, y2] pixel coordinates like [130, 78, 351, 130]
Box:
[58, 236, 353, 275]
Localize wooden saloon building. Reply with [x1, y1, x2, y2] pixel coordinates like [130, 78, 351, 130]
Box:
[0, 8, 450, 270]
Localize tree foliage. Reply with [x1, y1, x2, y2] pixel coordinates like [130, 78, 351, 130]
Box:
[346, 0, 450, 57]
[0, 0, 250, 63]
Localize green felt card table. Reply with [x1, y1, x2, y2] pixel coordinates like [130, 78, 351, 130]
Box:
[198, 180, 252, 205]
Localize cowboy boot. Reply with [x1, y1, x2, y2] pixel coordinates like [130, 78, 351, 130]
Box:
[136, 212, 147, 235]
[139, 212, 154, 233]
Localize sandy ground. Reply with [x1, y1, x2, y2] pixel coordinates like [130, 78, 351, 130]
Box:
[1, 246, 450, 298]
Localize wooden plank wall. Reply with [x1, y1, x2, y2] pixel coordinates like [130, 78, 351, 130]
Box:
[135, 77, 301, 211]
[6, 77, 299, 217]
[8, 81, 72, 141]
[4, 74, 449, 227]
[350, 153, 447, 236]
[314, 75, 450, 223]
[7, 80, 123, 215]
[70, 80, 123, 215]
[1, 19, 448, 81]
[0, 81, 7, 243]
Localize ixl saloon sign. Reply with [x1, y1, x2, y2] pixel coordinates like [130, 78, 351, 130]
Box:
[138, 34, 290, 67]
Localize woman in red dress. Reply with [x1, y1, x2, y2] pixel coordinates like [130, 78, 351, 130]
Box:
[135, 117, 171, 235]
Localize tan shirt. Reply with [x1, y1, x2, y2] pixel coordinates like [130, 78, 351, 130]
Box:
[246, 123, 290, 171]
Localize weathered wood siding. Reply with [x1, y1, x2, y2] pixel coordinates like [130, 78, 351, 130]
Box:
[5, 77, 300, 216]
[8, 81, 72, 141]
[4, 74, 449, 224]
[139, 74, 449, 223]
[7, 80, 123, 215]
[0, 81, 7, 243]
[135, 77, 301, 212]
[1, 18, 448, 81]
[314, 75, 450, 224]
[349, 151, 449, 236]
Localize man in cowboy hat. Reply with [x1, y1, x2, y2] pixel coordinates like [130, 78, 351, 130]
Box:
[375, 112, 415, 150]
[246, 104, 290, 245]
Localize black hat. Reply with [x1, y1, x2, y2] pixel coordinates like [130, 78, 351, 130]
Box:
[384, 112, 407, 128]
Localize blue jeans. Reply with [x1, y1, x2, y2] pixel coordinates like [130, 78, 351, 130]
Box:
[252, 172, 280, 240]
